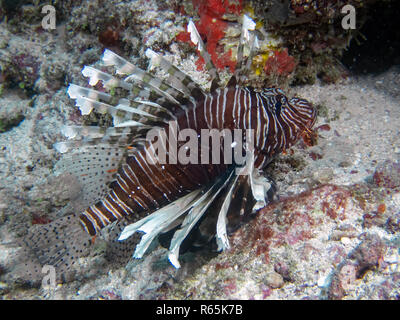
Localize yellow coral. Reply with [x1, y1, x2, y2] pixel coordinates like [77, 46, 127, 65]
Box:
[252, 37, 282, 75]
[238, 7, 284, 76]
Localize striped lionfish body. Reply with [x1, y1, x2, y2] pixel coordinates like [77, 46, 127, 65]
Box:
[19, 16, 316, 282]
[78, 84, 315, 238]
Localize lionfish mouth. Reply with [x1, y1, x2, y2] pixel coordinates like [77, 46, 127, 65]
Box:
[299, 104, 318, 145]
[306, 110, 317, 129]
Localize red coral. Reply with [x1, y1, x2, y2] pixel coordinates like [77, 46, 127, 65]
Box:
[175, 30, 191, 43]
[99, 25, 121, 48]
[32, 213, 52, 225]
[176, 0, 243, 73]
[316, 124, 331, 132]
[309, 151, 323, 160]
[264, 48, 296, 77]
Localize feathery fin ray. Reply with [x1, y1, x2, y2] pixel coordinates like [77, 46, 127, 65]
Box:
[119, 157, 276, 268]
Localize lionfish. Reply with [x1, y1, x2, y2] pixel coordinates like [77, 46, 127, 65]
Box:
[16, 16, 316, 283]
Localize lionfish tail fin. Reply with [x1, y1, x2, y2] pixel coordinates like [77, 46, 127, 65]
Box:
[9, 215, 92, 285]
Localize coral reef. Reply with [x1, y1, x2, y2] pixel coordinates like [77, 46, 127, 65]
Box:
[162, 161, 400, 299]
[1, 0, 395, 90]
[173, 0, 398, 88]
[263, 47, 296, 81]
[249, 0, 384, 85]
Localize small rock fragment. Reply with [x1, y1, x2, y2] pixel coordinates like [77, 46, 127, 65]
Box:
[338, 264, 357, 291]
[312, 167, 333, 184]
[350, 234, 386, 278]
[266, 272, 284, 289]
[373, 160, 400, 188]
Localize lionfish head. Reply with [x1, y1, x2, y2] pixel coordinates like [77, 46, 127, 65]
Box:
[259, 88, 317, 154]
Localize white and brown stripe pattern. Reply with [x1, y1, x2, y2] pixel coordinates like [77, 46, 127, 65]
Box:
[78, 83, 316, 236]
[22, 16, 317, 279]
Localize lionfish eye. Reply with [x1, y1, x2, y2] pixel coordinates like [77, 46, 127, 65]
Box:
[275, 95, 286, 117]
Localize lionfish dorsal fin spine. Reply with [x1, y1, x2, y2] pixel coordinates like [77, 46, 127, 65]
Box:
[234, 15, 258, 84]
[187, 19, 221, 87]
[226, 75, 237, 88]
[101, 49, 188, 107]
[145, 48, 205, 100]
[210, 78, 219, 93]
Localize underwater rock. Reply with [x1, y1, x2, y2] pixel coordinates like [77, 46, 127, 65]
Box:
[373, 160, 400, 189]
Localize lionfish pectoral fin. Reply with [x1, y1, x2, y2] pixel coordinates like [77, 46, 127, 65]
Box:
[118, 190, 202, 259]
[242, 152, 277, 211]
[213, 173, 240, 251]
[118, 163, 276, 268]
[199, 154, 276, 247]
[157, 172, 238, 253]
[250, 169, 277, 211]
[195, 167, 276, 252]
[167, 169, 235, 268]
[168, 164, 277, 258]
[118, 169, 236, 268]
